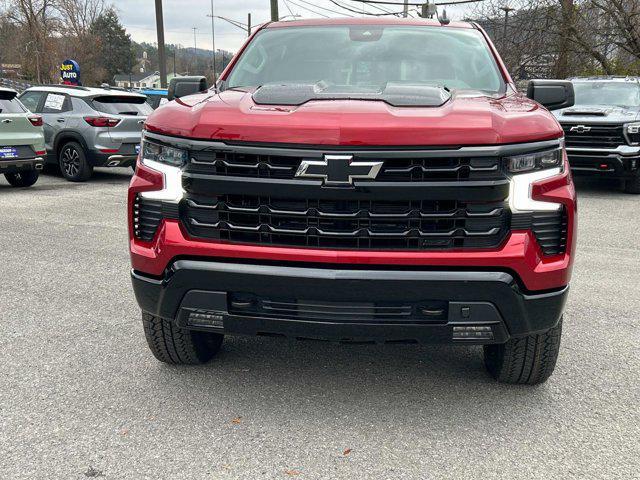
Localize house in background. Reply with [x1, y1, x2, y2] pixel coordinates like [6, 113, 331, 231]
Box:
[113, 71, 183, 89]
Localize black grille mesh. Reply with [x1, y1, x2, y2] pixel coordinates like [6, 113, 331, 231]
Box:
[133, 195, 163, 241]
[190, 150, 504, 182]
[512, 208, 568, 256]
[531, 209, 568, 256]
[562, 124, 626, 148]
[182, 194, 509, 250]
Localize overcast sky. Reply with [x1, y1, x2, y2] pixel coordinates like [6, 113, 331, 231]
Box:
[113, 0, 475, 53]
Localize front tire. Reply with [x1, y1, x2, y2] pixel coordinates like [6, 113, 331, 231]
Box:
[624, 175, 640, 194]
[59, 142, 93, 182]
[142, 312, 224, 365]
[4, 170, 39, 187]
[483, 318, 562, 385]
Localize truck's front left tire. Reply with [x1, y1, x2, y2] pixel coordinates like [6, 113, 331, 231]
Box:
[142, 311, 224, 365]
[4, 170, 39, 187]
[483, 318, 562, 385]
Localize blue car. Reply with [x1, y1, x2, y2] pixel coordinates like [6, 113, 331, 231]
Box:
[140, 89, 169, 110]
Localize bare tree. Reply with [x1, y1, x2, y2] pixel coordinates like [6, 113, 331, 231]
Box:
[55, 0, 103, 37]
[2, 0, 59, 82]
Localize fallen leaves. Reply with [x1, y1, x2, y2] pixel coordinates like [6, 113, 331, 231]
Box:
[231, 416, 242, 424]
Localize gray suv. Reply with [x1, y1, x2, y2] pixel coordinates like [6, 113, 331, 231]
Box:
[553, 76, 640, 194]
[18, 85, 151, 182]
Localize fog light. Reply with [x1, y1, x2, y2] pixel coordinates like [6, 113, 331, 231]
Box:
[187, 310, 224, 328]
[452, 325, 494, 340]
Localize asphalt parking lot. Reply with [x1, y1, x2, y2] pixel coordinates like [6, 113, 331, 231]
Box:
[0, 169, 638, 479]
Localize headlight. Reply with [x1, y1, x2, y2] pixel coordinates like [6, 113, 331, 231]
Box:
[505, 146, 563, 173]
[142, 139, 189, 167]
[139, 137, 187, 202]
[507, 143, 565, 213]
[624, 122, 640, 145]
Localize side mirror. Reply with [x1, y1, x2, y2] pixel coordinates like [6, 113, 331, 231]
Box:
[168, 76, 209, 101]
[527, 80, 575, 111]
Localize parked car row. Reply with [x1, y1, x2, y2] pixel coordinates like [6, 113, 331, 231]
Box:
[1, 85, 150, 183]
[2, 76, 640, 192]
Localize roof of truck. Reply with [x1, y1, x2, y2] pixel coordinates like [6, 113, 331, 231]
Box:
[267, 17, 476, 29]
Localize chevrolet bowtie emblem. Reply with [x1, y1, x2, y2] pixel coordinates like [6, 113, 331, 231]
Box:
[295, 155, 383, 186]
[569, 125, 591, 133]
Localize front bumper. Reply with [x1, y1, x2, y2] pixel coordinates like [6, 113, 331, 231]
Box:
[131, 260, 568, 344]
[566, 148, 640, 178]
[0, 157, 44, 174]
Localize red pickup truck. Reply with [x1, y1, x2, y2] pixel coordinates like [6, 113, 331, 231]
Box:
[129, 18, 576, 384]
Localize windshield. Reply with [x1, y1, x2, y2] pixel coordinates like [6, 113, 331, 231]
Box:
[226, 25, 504, 94]
[573, 81, 640, 107]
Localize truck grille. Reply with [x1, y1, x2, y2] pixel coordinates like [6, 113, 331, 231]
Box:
[133, 135, 568, 256]
[562, 123, 626, 148]
[182, 194, 509, 250]
[190, 150, 504, 182]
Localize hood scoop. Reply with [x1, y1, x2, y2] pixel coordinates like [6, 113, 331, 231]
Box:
[251, 81, 451, 108]
[563, 108, 608, 116]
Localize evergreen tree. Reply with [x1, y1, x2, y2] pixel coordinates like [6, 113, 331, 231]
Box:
[88, 8, 135, 83]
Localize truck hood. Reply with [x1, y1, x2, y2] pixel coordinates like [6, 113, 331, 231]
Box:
[145, 89, 562, 146]
[553, 104, 640, 125]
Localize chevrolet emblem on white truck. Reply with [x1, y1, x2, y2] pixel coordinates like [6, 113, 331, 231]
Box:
[569, 125, 592, 133]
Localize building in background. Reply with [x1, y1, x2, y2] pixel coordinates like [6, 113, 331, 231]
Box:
[113, 71, 183, 89]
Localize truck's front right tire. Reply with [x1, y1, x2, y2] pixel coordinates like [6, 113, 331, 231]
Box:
[483, 318, 562, 385]
[142, 312, 224, 365]
[624, 175, 640, 194]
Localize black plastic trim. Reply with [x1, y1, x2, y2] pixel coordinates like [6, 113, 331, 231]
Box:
[131, 260, 568, 344]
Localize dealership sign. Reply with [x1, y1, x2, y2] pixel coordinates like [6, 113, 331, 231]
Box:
[60, 60, 81, 85]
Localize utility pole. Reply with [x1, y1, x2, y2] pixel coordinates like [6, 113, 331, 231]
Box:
[270, 0, 279, 22]
[192, 27, 198, 75]
[403, 0, 408, 18]
[154, 0, 168, 88]
[210, 0, 217, 82]
[499, 5, 515, 52]
[248, 13, 252, 36]
[420, 2, 436, 18]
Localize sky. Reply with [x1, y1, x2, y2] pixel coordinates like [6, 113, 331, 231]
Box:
[113, 0, 475, 53]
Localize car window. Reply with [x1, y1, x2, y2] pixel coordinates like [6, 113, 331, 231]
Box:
[42, 93, 72, 114]
[0, 98, 26, 114]
[91, 96, 153, 116]
[19, 91, 44, 112]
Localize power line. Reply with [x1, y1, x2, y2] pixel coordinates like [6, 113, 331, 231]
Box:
[286, 0, 331, 17]
[282, 0, 297, 18]
[348, 0, 485, 6]
[329, 0, 403, 16]
[296, 0, 356, 16]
